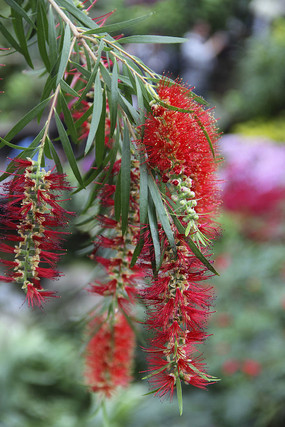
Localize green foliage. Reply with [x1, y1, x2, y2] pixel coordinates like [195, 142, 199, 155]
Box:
[232, 114, 285, 142]
[104, 0, 251, 36]
[0, 320, 92, 427]
[223, 17, 285, 126]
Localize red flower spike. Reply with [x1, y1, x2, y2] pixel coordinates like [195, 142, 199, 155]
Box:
[140, 80, 221, 398]
[84, 312, 135, 397]
[0, 158, 72, 306]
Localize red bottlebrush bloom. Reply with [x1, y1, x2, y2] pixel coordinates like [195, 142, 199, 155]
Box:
[84, 312, 135, 397]
[140, 80, 221, 398]
[0, 158, 72, 307]
[88, 160, 144, 311]
[143, 79, 221, 243]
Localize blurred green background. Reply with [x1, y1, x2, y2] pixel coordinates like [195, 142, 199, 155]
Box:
[1, 0, 285, 426]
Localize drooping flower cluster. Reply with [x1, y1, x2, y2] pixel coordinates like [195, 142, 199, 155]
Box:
[84, 312, 135, 397]
[144, 81, 220, 243]
[140, 80, 221, 397]
[88, 160, 144, 310]
[84, 155, 144, 393]
[0, 158, 72, 307]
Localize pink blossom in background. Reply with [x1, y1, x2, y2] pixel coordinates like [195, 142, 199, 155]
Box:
[220, 135, 285, 216]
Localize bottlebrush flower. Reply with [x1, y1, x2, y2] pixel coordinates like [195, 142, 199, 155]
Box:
[143, 79, 220, 243]
[84, 311, 135, 397]
[0, 158, 72, 307]
[140, 80, 221, 399]
[88, 159, 144, 311]
[141, 235, 217, 398]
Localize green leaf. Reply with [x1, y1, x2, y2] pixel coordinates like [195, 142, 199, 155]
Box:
[11, 11, 33, 68]
[114, 169, 121, 222]
[83, 43, 92, 71]
[130, 235, 144, 268]
[54, 0, 98, 29]
[60, 79, 79, 98]
[134, 75, 145, 122]
[5, 0, 36, 28]
[54, 110, 83, 186]
[148, 174, 177, 256]
[130, 151, 148, 268]
[85, 72, 103, 154]
[99, 62, 111, 88]
[141, 363, 172, 380]
[37, 2, 50, 71]
[74, 104, 93, 130]
[56, 24, 71, 84]
[40, 75, 57, 104]
[0, 21, 22, 53]
[82, 140, 118, 211]
[176, 377, 183, 416]
[121, 125, 131, 235]
[110, 59, 118, 136]
[156, 98, 194, 114]
[118, 35, 187, 44]
[59, 90, 78, 143]
[83, 14, 153, 35]
[119, 94, 140, 124]
[139, 151, 148, 225]
[142, 387, 161, 396]
[148, 198, 161, 269]
[195, 114, 215, 158]
[170, 211, 219, 275]
[48, 6, 58, 68]
[0, 128, 45, 182]
[47, 136, 63, 174]
[75, 39, 104, 106]
[70, 61, 91, 80]
[3, 97, 52, 143]
[95, 89, 106, 166]
[0, 137, 35, 151]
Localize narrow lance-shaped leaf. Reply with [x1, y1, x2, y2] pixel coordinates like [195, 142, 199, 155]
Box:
[119, 94, 140, 125]
[48, 6, 58, 69]
[168, 205, 219, 275]
[147, 174, 177, 256]
[56, 24, 71, 85]
[118, 35, 187, 44]
[60, 79, 79, 98]
[11, 10, 33, 68]
[53, 0, 98, 30]
[95, 88, 106, 166]
[54, 110, 83, 186]
[2, 97, 52, 144]
[134, 75, 145, 123]
[0, 137, 35, 151]
[121, 124, 131, 235]
[85, 72, 103, 155]
[46, 136, 63, 174]
[36, 2, 50, 71]
[110, 58, 118, 136]
[0, 21, 22, 53]
[59, 90, 78, 144]
[114, 169, 121, 222]
[75, 39, 105, 106]
[83, 14, 153, 35]
[176, 377, 183, 416]
[0, 128, 45, 182]
[195, 114, 216, 158]
[148, 197, 161, 270]
[130, 151, 148, 267]
[5, 0, 36, 28]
